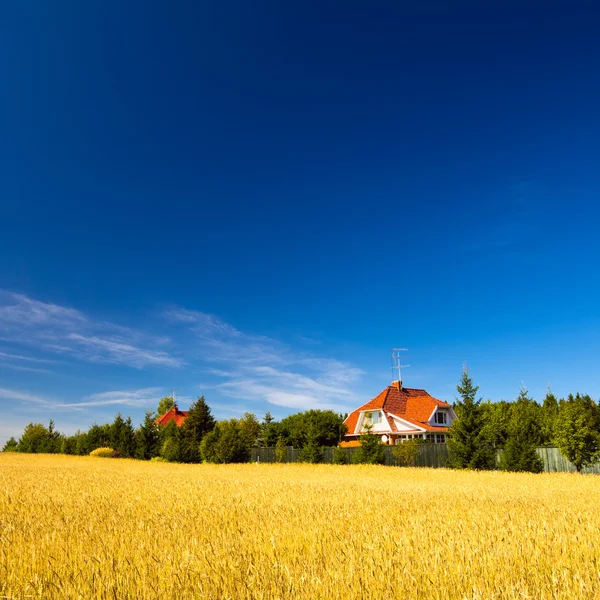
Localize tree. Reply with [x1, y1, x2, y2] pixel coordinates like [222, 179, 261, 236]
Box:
[332, 446, 348, 465]
[298, 426, 323, 463]
[448, 368, 496, 470]
[353, 422, 386, 465]
[499, 386, 543, 473]
[160, 419, 183, 462]
[481, 400, 511, 448]
[278, 410, 347, 448]
[275, 436, 287, 463]
[17, 421, 62, 454]
[61, 436, 77, 455]
[554, 394, 600, 472]
[540, 389, 559, 446]
[238, 412, 261, 448]
[2, 437, 18, 452]
[135, 410, 161, 460]
[180, 396, 216, 462]
[157, 396, 175, 416]
[393, 438, 421, 467]
[86, 423, 111, 453]
[110, 414, 136, 457]
[200, 419, 250, 464]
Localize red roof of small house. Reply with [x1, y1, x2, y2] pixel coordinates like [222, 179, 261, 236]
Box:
[344, 382, 452, 435]
[154, 405, 189, 427]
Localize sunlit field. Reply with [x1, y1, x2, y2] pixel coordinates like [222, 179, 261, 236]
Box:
[1, 454, 600, 599]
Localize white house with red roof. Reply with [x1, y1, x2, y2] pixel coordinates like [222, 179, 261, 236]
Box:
[342, 380, 455, 446]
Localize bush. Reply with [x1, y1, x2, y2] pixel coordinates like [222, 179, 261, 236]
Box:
[275, 436, 287, 463]
[201, 419, 250, 464]
[90, 447, 119, 458]
[332, 446, 348, 465]
[393, 438, 422, 467]
[150, 456, 168, 462]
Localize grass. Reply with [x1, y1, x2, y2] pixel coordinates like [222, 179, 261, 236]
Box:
[1, 453, 600, 599]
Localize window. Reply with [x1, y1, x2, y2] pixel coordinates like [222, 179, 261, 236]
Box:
[434, 411, 448, 425]
[366, 411, 382, 424]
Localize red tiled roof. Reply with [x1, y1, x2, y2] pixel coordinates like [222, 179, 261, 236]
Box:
[344, 384, 451, 436]
[154, 406, 189, 427]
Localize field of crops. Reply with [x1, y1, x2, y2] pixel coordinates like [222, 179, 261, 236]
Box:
[1, 454, 600, 599]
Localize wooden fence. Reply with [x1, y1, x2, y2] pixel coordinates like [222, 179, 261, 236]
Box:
[250, 445, 600, 473]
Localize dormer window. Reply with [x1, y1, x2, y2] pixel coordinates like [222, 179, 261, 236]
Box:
[434, 411, 448, 425]
[366, 411, 382, 425]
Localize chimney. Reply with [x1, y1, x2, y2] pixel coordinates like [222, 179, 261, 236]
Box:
[392, 380, 402, 391]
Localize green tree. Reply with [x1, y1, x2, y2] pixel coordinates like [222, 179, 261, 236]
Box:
[353, 422, 386, 465]
[157, 396, 175, 416]
[275, 436, 287, 463]
[554, 394, 600, 472]
[135, 410, 161, 460]
[238, 412, 261, 448]
[298, 426, 323, 463]
[17, 421, 62, 454]
[200, 419, 250, 464]
[393, 438, 421, 467]
[540, 389, 559, 445]
[180, 396, 216, 462]
[160, 419, 183, 462]
[110, 414, 136, 457]
[332, 446, 348, 465]
[61, 436, 77, 455]
[2, 437, 18, 452]
[481, 400, 511, 448]
[448, 368, 496, 470]
[86, 423, 111, 452]
[499, 387, 543, 473]
[278, 410, 346, 448]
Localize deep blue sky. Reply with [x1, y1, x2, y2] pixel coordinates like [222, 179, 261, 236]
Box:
[1, 1, 599, 445]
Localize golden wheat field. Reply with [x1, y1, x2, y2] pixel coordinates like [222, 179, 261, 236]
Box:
[1, 454, 600, 599]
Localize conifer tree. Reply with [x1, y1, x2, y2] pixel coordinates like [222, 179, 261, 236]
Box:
[353, 421, 386, 465]
[135, 410, 161, 460]
[448, 367, 495, 469]
[180, 396, 216, 462]
[500, 386, 543, 473]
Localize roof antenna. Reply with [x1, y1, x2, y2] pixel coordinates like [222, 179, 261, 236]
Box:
[391, 348, 410, 387]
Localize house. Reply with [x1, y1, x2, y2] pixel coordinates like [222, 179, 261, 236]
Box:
[342, 380, 455, 446]
[154, 405, 189, 427]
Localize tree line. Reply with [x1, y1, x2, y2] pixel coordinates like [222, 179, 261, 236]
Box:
[3, 369, 600, 471]
[1, 395, 349, 464]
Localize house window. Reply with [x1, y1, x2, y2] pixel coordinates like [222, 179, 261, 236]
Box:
[434, 411, 448, 425]
[366, 411, 382, 425]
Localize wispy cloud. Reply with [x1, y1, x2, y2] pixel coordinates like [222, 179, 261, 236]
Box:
[57, 387, 164, 408]
[165, 307, 363, 413]
[0, 291, 183, 369]
[0, 387, 53, 405]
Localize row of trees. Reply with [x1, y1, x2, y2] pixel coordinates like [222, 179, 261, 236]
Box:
[448, 369, 600, 472]
[3, 372, 600, 471]
[2, 396, 349, 465]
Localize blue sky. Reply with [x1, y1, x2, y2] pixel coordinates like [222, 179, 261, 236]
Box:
[1, 1, 600, 445]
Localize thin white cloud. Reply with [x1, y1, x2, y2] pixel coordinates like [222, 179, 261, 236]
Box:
[0, 351, 55, 363]
[0, 387, 53, 405]
[0, 292, 183, 369]
[166, 306, 363, 413]
[0, 363, 51, 374]
[56, 387, 164, 408]
[67, 334, 182, 368]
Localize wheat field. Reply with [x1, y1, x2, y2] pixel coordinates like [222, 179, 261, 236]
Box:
[1, 454, 600, 599]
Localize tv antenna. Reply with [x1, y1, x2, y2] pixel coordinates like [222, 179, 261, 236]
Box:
[391, 348, 410, 384]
